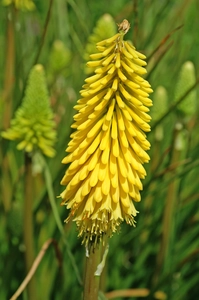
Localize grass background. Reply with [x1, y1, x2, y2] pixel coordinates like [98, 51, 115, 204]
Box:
[0, 0, 199, 299]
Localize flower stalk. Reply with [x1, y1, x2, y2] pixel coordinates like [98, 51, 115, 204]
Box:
[83, 246, 101, 300]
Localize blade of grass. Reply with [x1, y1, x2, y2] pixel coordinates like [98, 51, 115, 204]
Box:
[39, 154, 83, 286]
[153, 127, 182, 289]
[147, 25, 183, 62]
[143, 0, 172, 48]
[146, 40, 174, 81]
[34, 0, 54, 65]
[67, 0, 90, 36]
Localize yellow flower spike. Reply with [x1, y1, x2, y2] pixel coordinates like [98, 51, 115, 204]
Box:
[60, 19, 153, 248]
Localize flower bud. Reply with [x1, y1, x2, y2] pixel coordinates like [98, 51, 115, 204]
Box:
[2, 65, 56, 157]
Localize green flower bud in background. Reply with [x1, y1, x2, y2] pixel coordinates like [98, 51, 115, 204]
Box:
[151, 86, 168, 141]
[151, 86, 168, 121]
[2, 64, 57, 157]
[174, 61, 197, 120]
[174, 122, 186, 151]
[2, 0, 35, 11]
[47, 40, 71, 80]
[84, 14, 117, 75]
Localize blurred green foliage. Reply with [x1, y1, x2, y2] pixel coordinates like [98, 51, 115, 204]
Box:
[0, 0, 199, 299]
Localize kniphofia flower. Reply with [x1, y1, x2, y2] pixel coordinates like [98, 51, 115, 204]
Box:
[60, 20, 153, 247]
[2, 64, 56, 157]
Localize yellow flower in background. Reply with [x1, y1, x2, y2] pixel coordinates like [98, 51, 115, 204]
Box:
[60, 20, 153, 247]
[2, 0, 35, 11]
[2, 65, 56, 158]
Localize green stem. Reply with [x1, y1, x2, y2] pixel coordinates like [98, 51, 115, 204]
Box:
[2, 5, 15, 130]
[83, 245, 101, 300]
[24, 153, 37, 300]
[1, 5, 16, 213]
[132, 0, 139, 45]
[34, 0, 54, 64]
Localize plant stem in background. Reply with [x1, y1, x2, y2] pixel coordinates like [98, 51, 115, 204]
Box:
[24, 153, 37, 300]
[2, 5, 15, 129]
[34, 0, 54, 64]
[132, 0, 138, 45]
[1, 5, 16, 213]
[10, 238, 61, 300]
